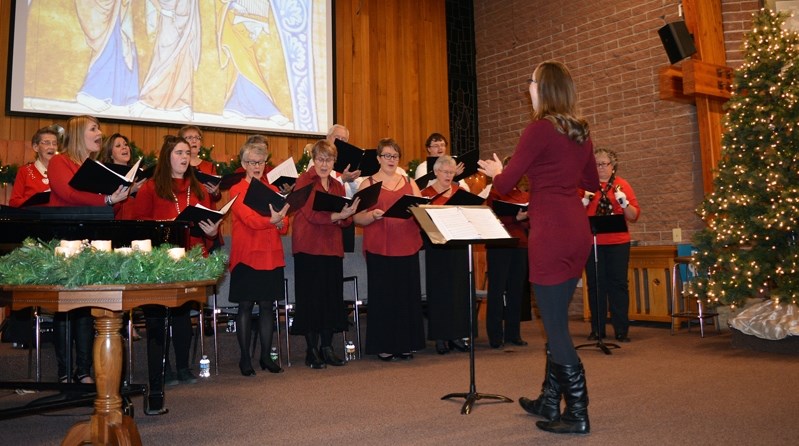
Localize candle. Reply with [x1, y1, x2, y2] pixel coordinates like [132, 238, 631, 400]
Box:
[91, 240, 112, 252]
[167, 247, 185, 260]
[60, 240, 82, 251]
[131, 239, 152, 253]
[55, 246, 76, 257]
[114, 247, 133, 255]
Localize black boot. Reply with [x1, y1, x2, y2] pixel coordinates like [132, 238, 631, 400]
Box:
[536, 361, 590, 435]
[519, 347, 560, 421]
[321, 346, 345, 366]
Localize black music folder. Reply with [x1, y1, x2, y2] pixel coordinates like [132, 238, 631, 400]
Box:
[453, 149, 479, 182]
[105, 162, 154, 182]
[176, 194, 238, 236]
[332, 140, 380, 176]
[414, 171, 436, 190]
[220, 172, 246, 190]
[20, 191, 51, 207]
[244, 180, 312, 216]
[588, 214, 628, 235]
[193, 169, 222, 187]
[491, 199, 528, 217]
[69, 158, 141, 195]
[312, 180, 382, 214]
[445, 189, 485, 206]
[383, 195, 432, 219]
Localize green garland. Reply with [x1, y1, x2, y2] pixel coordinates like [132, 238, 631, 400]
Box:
[0, 238, 228, 288]
[0, 158, 19, 185]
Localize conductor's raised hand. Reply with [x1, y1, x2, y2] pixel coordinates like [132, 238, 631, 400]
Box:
[477, 153, 503, 178]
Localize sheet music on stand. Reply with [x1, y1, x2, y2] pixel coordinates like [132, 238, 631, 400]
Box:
[419, 206, 511, 244]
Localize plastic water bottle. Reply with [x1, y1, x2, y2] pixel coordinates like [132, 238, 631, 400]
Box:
[226, 319, 236, 333]
[199, 355, 210, 378]
[270, 347, 279, 363]
[345, 341, 356, 361]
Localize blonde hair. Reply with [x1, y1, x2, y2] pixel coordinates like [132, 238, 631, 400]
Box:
[63, 115, 100, 163]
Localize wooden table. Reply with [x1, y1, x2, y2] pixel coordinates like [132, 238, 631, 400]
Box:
[0, 280, 216, 446]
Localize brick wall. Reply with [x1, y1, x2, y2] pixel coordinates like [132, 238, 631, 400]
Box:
[474, 0, 760, 245]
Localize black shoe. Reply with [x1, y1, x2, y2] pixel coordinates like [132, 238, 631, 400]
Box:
[489, 340, 504, 349]
[305, 348, 327, 369]
[399, 353, 413, 360]
[321, 346, 345, 366]
[144, 393, 169, 416]
[536, 361, 590, 435]
[164, 369, 179, 386]
[615, 334, 631, 343]
[586, 332, 605, 341]
[239, 360, 256, 376]
[377, 353, 395, 361]
[259, 358, 284, 373]
[448, 339, 468, 352]
[509, 338, 529, 346]
[435, 340, 450, 355]
[176, 368, 197, 384]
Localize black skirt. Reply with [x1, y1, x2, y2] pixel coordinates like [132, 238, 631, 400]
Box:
[292, 253, 348, 334]
[423, 239, 470, 340]
[229, 263, 285, 303]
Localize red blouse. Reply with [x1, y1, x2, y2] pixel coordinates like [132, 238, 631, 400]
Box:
[362, 176, 422, 256]
[291, 169, 352, 257]
[48, 154, 106, 207]
[9, 163, 50, 207]
[584, 176, 640, 245]
[228, 177, 288, 271]
[131, 178, 216, 253]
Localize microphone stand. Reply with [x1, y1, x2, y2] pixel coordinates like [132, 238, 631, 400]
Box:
[576, 228, 619, 355]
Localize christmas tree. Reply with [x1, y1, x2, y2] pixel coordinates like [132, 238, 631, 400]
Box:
[692, 9, 799, 308]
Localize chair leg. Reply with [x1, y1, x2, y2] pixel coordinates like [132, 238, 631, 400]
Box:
[212, 290, 220, 375]
[273, 301, 282, 368]
[126, 310, 134, 386]
[283, 279, 291, 367]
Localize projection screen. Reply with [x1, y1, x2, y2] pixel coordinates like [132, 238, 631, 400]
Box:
[7, 0, 333, 136]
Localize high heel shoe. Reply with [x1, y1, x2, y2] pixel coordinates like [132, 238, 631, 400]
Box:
[321, 346, 346, 366]
[435, 340, 450, 355]
[239, 360, 256, 376]
[259, 358, 284, 373]
[305, 348, 326, 369]
[448, 339, 468, 352]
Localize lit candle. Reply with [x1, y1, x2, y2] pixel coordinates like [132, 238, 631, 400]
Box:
[60, 240, 82, 251]
[131, 239, 152, 253]
[91, 240, 112, 252]
[167, 247, 186, 260]
[55, 246, 76, 258]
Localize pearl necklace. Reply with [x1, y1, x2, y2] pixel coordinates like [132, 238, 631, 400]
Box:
[172, 186, 192, 216]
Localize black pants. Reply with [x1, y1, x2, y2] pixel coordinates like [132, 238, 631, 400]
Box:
[485, 247, 528, 343]
[143, 303, 193, 394]
[584, 242, 631, 337]
[53, 308, 94, 380]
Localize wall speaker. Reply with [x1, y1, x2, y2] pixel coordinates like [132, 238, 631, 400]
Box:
[658, 21, 696, 64]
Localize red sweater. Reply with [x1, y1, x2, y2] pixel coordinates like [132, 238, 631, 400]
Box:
[9, 163, 50, 207]
[228, 177, 289, 271]
[131, 178, 216, 253]
[583, 176, 640, 245]
[291, 169, 352, 257]
[48, 154, 106, 207]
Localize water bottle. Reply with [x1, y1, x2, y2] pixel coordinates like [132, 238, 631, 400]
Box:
[270, 347, 279, 363]
[345, 341, 356, 361]
[199, 355, 211, 378]
[226, 319, 236, 333]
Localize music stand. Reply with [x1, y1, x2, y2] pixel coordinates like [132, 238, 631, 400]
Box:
[576, 214, 628, 355]
[411, 206, 516, 414]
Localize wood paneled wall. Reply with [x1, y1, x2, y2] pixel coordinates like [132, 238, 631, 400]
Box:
[0, 0, 449, 184]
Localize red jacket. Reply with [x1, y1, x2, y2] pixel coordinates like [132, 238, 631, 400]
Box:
[48, 154, 106, 207]
[9, 163, 50, 207]
[228, 177, 289, 271]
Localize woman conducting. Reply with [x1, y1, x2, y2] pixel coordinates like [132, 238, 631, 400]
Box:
[419, 155, 470, 354]
[228, 141, 289, 376]
[292, 139, 359, 369]
[354, 138, 426, 361]
[479, 61, 599, 435]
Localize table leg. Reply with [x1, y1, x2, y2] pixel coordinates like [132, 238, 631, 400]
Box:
[62, 309, 142, 446]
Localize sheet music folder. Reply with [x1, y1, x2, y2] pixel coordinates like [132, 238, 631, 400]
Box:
[588, 214, 628, 235]
[410, 205, 517, 247]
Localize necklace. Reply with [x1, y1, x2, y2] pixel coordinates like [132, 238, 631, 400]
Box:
[172, 186, 192, 216]
[34, 159, 49, 184]
[381, 174, 403, 191]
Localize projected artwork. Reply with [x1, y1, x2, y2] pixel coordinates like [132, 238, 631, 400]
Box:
[8, 0, 332, 136]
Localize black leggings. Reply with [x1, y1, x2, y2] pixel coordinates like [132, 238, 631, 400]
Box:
[533, 278, 580, 366]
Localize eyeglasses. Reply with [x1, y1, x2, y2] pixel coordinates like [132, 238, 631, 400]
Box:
[37, 140, 58, 147]
[526, 78, 537, 85]
[596, 162, 612, 168]
[428, 143, 447, 149]
[439, 170, 456, 176]
[315, 157, 335, 164]
[379, 154, 400, 161]
[243, 160, 266, 167]
[184, 135, 202, 141]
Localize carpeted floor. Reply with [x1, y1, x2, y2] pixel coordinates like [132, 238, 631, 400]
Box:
[1, 316, 798, 445]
